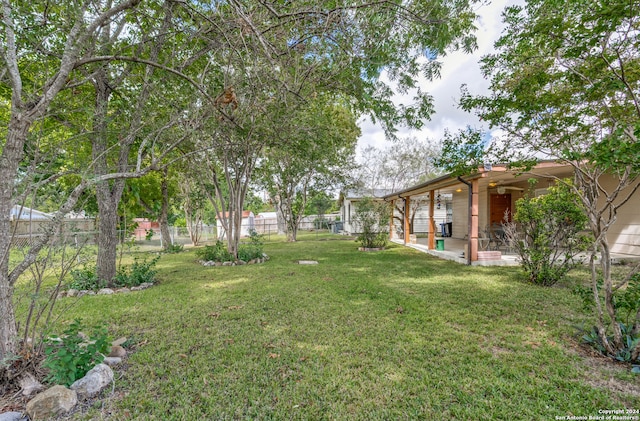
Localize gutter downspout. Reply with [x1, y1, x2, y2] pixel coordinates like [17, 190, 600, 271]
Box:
[457, 176, 472, 266]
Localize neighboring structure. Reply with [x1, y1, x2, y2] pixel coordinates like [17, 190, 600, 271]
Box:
[339, 189, 394, 235]
[255, 212, 278, 235]
[133, 218, 160, 241]
[340, 189, 450, 236]
[216, 211, 255, 239]
[384, 161, 640, 264]
[10, 205, 96, 247]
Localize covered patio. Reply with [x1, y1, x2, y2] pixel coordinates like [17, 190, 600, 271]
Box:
[384, 162, 575, 266]
[390, 237, 521, 266]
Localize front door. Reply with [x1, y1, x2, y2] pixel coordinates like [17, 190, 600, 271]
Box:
[490, 194, 511, 225]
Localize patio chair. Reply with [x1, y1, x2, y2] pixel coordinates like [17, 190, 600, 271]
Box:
[487, 224, 507, 251]
[478, 229, 491, 250]
[489, 223, 516, 254]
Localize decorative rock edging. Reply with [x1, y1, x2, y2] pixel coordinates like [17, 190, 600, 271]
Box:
[200, 253, 270, 267]
[58, 282, 154, 299]
[16, 340, 128, 420]
[358, 247, 386, 252]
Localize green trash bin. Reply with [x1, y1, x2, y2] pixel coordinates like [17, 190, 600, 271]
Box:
[436, 238, 445, 251]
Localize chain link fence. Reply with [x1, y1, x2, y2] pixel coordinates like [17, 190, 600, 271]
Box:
[11, 221, 339, 252]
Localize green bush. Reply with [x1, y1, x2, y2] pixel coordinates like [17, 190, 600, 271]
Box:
[43, 319, 111, 386]
[352, 197, 389, 249]
[164, 243, 184, 254]
[196, 241, 235, 262]
[114, 255, 160, 287]
[504, 179, 589, 286]
[238, 229, 265, 262]
[69, 267, 105, 291]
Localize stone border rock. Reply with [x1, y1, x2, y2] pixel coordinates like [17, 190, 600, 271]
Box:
[358, 247, 386, 252]
[200, 253, 270, 267]
[20, 340, 128, 420]
[58, 282, 155, 299]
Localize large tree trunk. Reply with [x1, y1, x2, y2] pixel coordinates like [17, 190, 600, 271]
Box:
[0, 119, 31, 359]
[96, 192, 121, 285]
[92, 69, 126, 285]
[0, 282, 18, 360]
[276, 204, 286, 235]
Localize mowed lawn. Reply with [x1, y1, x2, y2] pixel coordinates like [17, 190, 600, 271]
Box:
[50, 234, 640, 420]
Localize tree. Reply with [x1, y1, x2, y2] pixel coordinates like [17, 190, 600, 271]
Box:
[0, 0, 216, 360]
[123, 169, 178, 250]
[178, 177, 207, 247]
[355, 136, 443, 233]
[259, 97, 359, 241]
[1, 0, 479, 363]
[0, 0, 149, 364]
[356, 137, 442, 192]
[352, 197, 390, 249]
[460, 0, 640, 358]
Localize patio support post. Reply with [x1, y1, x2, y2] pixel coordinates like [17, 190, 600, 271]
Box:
[428, 190, 435, 249]
[404, 196, 411, 245]
[389, 200, 394, 240]
[470, 179, 479, 262]
[457, 176, 474, 265]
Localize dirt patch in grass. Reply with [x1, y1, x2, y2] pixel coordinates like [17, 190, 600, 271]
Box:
[567, 337, 640, 403]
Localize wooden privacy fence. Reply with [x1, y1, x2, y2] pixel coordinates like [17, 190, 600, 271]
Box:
[10, 219, 97, 248]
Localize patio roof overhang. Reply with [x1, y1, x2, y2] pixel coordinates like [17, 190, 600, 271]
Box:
[382, 171, 486, 201]
[382, 160, 573, 265]
[382, 160, 572, 201]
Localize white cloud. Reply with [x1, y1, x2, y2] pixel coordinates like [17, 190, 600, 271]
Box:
[356, 0, 520, 160]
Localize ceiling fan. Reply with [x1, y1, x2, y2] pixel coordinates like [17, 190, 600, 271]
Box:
[496, 186, 524, 195]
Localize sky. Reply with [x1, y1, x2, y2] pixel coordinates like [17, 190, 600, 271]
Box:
[356, 0, 517, 158]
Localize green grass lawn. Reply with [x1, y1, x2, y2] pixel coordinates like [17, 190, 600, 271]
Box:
[48, 234, 640, 419]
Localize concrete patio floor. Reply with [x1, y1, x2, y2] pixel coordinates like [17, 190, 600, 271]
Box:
[391, 237, 521, 266]
[392, 237, 640, 267]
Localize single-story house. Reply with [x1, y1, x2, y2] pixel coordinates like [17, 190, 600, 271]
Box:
[216, 210, 255, 239]
[340, 189, 450, 237]
[133, 218, 160, 240]
[340, 189, 394, 235]
[383, 161, 640, 264]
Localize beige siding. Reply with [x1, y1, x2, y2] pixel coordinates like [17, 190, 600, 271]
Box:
[599, 174, 640, 256]
[451, 190, 468, 238]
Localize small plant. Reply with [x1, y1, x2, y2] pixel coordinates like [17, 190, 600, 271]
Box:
[114, 255, 160, 287]
[575, 273, 640, 371]
[69, 267, 105, 291]
[164, 243, 184, 254]
[238, 229, 265, 261]
[145, 229, 154, 241]
[196, 241, 234, 262]
[43, 319, 111, 386]
[352, 197, 389, 249]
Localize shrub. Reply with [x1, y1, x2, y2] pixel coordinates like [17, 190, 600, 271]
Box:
[164, 243, 184, 254]
[114, 255, 160, 287]
[352, 197, 389, 249]
[43, 319, 110, 386]
[238, 229, 265, 261]
[69, 267, 105, 291]
[196, 241, 235, 262]
[503, 179, 589, 286]
[575, 273, 640, 372]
